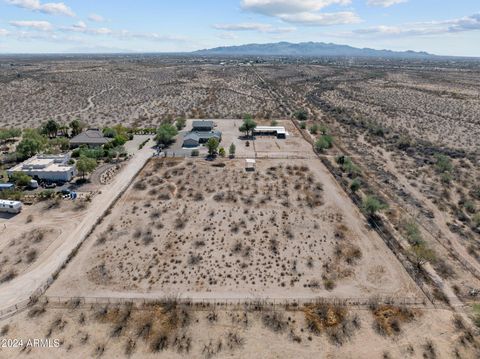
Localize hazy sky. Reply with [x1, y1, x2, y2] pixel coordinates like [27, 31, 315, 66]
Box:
[0, 0, 479, 56]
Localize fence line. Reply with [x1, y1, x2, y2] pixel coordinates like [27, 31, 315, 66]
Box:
[42, 294, 428, 309]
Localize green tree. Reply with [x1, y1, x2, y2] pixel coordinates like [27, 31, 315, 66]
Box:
[69, 119, 85, 137]
[42, 119, 59, 138]
[112, 134, 128, 147]
[175, 117, 186, 131]
[229, 143, 236, 158]
[219, 147, 226, 157]
[362, 195, 388, 218]
[103, 127, 117, 138]
[239, 116, 257, 138]
[16, 130, 47, 160]
[155, 123, 178, 147]
[76, 156, 97, 179]
[0, 128, 21, 143]
[295, 109, 308, 121]
[10, 172, 32, 187]
[206, 138, 219, 157]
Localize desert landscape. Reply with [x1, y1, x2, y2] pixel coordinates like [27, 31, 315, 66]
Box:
[0, 55, 479, 358]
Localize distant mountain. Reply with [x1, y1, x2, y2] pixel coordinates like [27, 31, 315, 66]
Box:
[194, 41, 436, 59]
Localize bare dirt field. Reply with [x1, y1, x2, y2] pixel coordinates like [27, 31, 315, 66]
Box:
[0, 199, 89, 285]
[1, 56, 480, 358]
[0, 300, 478, 359]
[48, 157, 420, 301]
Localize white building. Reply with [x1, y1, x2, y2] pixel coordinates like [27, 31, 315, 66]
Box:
[0, 200, 22, 214]
[253, 126, 287, 139]
[7, 154, 77, 182]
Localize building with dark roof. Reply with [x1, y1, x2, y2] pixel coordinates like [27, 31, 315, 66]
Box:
[70, 129, 110, 148]
[192, 120, 214, 132]
[183, 131, 222, 148]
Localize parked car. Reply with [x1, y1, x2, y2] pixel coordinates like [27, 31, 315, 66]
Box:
[44, 182, 57, 189]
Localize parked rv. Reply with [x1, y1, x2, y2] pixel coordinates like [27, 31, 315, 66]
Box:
[0, 199, 22, 214]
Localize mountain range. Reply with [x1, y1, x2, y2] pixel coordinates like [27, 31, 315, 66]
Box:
[194, 41, 436, 59]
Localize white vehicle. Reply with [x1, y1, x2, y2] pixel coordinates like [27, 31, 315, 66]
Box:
[0, 199, 22, 214]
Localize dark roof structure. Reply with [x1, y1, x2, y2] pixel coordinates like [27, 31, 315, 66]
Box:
[192, 120, 214, 130]
[70, 129, 110, 146]
[182, 130, 222, 146]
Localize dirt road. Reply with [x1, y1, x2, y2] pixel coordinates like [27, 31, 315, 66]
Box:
[0, 138, 154, 315]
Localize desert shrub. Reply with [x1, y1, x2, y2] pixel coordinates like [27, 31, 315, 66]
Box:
[362, 196, 388, 218]
[403, 221, 423, 246]
[303, 303, 358, 345]
[472, 213, 480, 228]
[26, 249, 38, 264]
[295, 109, 308, 121]
[0, 325, 9, 335]
[262, 311, 288, 333]
[188, 254, 202, 266]
[372, 305, 415, 336]
[350, 178, 361, 192]
[315, 135, 333, 152]
[28, 305, 46, 318]
[0, 270, 16, 283]
[175, 118, 186, 131]
[191, 149, 199, 157]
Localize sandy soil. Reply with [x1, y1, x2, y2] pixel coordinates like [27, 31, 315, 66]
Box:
[48, 156, 420, 301]
[0, 302, 477, 359]
[0, 140, 154, 313]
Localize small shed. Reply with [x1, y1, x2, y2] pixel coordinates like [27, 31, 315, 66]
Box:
[245, 159, 256, 172]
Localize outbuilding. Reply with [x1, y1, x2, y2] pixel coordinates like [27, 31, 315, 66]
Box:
[182, 131, 222, 148]
[0, 183, 15, 191]
[253, 126, 287, 139]
[0, 199, 22, 214]
[245, 159, 256, 171]
[70, 128, 109, 148]
[192, 120, 215, 132]
[183, 133, 201, 148]
[7, 154, 77, 183]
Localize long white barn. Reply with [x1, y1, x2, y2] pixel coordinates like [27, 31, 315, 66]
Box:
[253, 126, 287, 139]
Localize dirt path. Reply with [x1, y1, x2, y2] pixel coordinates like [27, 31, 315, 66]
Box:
[0, 138, 154, 314]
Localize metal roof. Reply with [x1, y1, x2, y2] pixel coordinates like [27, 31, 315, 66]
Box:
[70, 129, 110, 145]
[192, 120, 214, 129]
[254, 126, 287, 134]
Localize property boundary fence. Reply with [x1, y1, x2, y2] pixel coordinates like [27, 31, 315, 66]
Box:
[42, 294, 428, 310]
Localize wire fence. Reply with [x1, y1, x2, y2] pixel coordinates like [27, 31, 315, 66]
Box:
[42, 294, 428, 310]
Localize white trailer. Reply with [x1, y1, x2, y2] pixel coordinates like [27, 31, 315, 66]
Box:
[0, 200, 22, 214]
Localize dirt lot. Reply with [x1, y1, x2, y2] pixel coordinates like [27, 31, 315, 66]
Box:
[48, 157, 420, 301]
[0, 199, 89, 284]
[1, 301, 477, 359]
